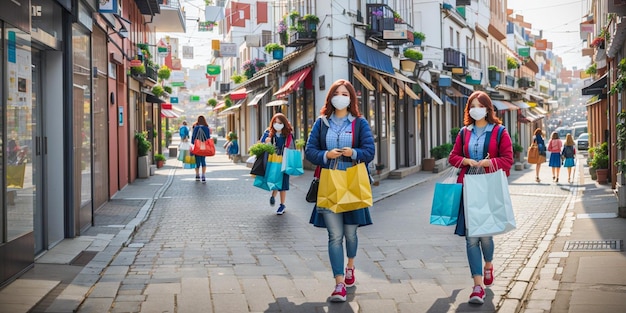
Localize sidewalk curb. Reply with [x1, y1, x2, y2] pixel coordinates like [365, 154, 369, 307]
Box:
[45, 168, 178, 312]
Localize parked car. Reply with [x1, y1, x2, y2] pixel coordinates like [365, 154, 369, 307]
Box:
[576, 133, 589, 150]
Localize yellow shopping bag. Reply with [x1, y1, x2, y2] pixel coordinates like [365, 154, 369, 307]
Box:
[317, 162, 372, 213]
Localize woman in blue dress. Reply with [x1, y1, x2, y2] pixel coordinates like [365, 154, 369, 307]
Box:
[562, 133, 577, 183]
[260, 113, 294, 215]
[305, 79, 375, 302]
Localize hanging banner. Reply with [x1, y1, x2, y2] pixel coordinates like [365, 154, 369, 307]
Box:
[535, 39, 548, 51]
[170, 71, 185, 87]
[99, 0, 118, 14]
[183, 46, 194, 59]
[199, 21, 216, 32]
[206, 64, 221, 75]
[157, 46, 168, 57]
[220, 43, 237, 57]
[518, 47, 530, 57]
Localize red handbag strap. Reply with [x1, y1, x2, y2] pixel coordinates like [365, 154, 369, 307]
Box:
[314, 165, 321, 178]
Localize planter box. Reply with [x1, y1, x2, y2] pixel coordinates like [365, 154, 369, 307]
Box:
[433, 158, 449, 173]
[422, 158, 435, 171]
[138, 155, 150, 178]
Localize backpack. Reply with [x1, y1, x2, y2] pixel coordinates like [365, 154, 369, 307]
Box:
[179, 126, 189, 139]
[562, 146, 575, 158]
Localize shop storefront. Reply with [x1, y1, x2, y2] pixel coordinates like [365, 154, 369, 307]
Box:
[1, 0, 73, 287]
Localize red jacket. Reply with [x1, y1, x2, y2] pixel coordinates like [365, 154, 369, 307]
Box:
[448, 124, 515, 184]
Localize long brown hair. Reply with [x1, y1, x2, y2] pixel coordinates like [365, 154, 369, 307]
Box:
[196, 115, 208, 127]
[463, 91, 502, 126]
[320, 79, 361, 118]
[267, 113, 293, 137]
[534, 128, 542, 136]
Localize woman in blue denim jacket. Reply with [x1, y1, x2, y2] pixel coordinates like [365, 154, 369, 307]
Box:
[305, 79, 375, 302]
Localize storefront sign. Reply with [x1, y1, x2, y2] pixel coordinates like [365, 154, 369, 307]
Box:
[1, 0, 30, 33]
[99, 0, 118, 14]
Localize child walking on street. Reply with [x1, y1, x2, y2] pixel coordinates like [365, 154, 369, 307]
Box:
[547, 132, 563, 183]
[562, 133, 577, 183]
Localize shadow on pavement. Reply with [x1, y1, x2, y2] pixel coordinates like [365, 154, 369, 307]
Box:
[264, 297, 355, 313]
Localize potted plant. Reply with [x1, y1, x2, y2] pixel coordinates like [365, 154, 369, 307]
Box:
[152, 85, 164, 98]
[513, 142, 524, 160]
[302, 14, 319, 32]
[163, 85, 172, 94]
[403, 49, 423, 61]
[157, 65, 171, 81]
[488, 65, 502, 87]
[248, 142, 276, 157]
[412, 32, 425, 45]
[231, 73, 244, 84]
[591, 142, 609, 184]
[295, 138, 306, 150]
[154, 153, 166, 168]
[289, 10, 300, 23]
[264, 43, 284, 60]
[135, 131, 152, 178]
[131, 64, 146, 76]
[207, 98, 218, 107]
[506, 56, 519, 70]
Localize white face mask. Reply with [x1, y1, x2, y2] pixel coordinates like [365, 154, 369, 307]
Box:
[469, 107, 487, 121]
[331, 95, 351, 110]
[273, 123, 284, 131]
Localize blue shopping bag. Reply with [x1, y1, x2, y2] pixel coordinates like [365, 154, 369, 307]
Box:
[430, 181, 462, 226]
[253, 154, 283, 190]
[281, 148, 304, 176]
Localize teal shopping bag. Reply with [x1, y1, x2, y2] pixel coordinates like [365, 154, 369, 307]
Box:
[430, 182, 462, 226]
[253, 154, 283, 190]
[281, 148, 304, 176]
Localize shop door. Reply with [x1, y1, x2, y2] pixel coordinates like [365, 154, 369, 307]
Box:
[31, 49, 45, 253]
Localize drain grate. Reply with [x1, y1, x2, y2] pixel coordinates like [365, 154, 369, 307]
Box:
[563, 240, 623, 252]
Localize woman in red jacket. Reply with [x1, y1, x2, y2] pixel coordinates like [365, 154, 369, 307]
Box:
[448, 91, 514, 305]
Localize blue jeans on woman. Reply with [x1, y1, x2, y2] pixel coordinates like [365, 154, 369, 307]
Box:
[466, 236, 494, 277]
[320, 209, 359, 277]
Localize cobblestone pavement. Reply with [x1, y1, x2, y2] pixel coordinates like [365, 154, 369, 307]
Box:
[65, 153, 577, 313]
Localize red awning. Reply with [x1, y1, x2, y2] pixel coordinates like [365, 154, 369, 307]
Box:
[273, 67, 312, 99]
[213, 101, 226, 111]
[229, 88, 248, 100]
[161, 103, 180, 118]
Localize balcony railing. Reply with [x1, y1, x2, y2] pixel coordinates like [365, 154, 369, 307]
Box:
[286, 18, 318, 47]
[443, 48, 466, 69]
[365, 4, 411, 45]
[145, 61, 158, 83]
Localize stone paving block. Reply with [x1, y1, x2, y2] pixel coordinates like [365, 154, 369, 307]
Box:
[78, 297, 114, 313]
[241, 278, 274, 312]
[177, 293, 213, 313]
[114, 294, 147, 302]
[358, 299, 396, 313]
[212, 293, 249, 313]
[109, 301, 141, 313]
[525, 299, 553, 311]
[139, 293, 175, 313]
[507, 281, 529, 299]
[88, 281, 120, 298]
[498, 299, 520, 313]
[143, 282, 180, 295]
[208, 272, 241, 294]
[266, 275, 303, 299]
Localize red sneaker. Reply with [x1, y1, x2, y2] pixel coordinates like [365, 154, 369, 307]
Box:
[484, 267, 494, 286]
[330, 283, 346, 302]
[344, 267, 356, 287]
[469, 285, 485, 304]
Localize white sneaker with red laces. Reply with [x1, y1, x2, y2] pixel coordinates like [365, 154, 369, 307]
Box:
[469, 285, 485, 304]
[330, 282, 347, 302]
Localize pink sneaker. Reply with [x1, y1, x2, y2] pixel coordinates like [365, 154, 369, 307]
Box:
[344, 267, 355, 287]
[484, 267, 494, 286]
[330, 282, 346, 302]
[469, 285, 485, 304]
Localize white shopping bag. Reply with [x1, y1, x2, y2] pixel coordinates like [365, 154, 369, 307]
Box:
[463, 169, 516, 236]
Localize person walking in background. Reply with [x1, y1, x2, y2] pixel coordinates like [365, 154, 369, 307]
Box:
[547, 132, 563, 183]
[562, 133, 577, 183]
[260, 113, 294, 215]
[305, 79, 375, 302]
[448, 90, 514, 304]
[224, 132, 239, 160]
[532, 128, 547, 182]
[191, 116, 211, 184]
[179, 120, 190, 142]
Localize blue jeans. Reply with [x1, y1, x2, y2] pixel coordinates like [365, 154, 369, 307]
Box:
[195, 155, 206, 168]
[466, 236, 494, 277]
[321, 210, 359, 277]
